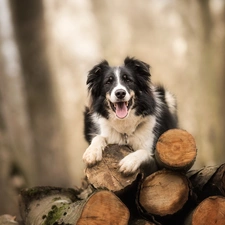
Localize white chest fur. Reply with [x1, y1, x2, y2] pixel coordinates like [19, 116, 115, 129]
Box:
[93, 111, 157, 153]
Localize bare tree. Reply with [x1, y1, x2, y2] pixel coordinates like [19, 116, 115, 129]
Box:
[9, 0, 70, 186]
[175, 0, 225, 166]
[0, 0, 37, 215]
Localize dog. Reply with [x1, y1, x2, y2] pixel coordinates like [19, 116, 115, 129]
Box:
[83, 57, 178, 175]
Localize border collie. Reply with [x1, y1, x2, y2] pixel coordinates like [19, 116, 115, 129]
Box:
[83, 57, 177, 175]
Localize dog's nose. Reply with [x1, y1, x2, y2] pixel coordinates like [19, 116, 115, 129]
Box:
[115, 89, 126, 99]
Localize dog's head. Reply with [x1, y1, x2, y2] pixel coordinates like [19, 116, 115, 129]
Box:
[87, 57, 153, 119]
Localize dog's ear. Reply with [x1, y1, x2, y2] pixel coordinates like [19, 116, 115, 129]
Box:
[87, 60, 109, 97]
[124, 57, 150, 76]
[124, 57, 151, 93]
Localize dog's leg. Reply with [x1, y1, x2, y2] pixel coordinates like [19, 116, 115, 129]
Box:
[83, 135, 107, 166]
[119, 150, 157, 175]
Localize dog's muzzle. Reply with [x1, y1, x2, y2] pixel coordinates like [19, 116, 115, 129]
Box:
[110, 98, 133, 119]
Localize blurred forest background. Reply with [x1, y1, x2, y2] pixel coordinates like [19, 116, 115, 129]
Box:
[0, 0, 224, 216]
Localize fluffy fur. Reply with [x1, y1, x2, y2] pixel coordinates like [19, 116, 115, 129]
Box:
[83, 57, 178, 174]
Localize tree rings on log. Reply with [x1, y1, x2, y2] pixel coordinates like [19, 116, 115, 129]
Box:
[85, 144, 141, 193]
[155, 129, 197, 171]
[77, 190, 129, 225]
[184, 196, 225, 225]
[139, 170, 190, 217]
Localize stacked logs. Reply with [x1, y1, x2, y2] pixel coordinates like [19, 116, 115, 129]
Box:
[14, 129, 225, 225]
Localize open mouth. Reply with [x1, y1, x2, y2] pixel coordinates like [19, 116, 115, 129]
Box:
[110, 98, 133, 119]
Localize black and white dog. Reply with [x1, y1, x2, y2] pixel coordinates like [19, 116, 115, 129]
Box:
[83, 57, 177, 174]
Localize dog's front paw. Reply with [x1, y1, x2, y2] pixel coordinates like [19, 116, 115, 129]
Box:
[83, 145, 103, 166]
[119, 154, 141, 175]
[83, 135, 106, 166]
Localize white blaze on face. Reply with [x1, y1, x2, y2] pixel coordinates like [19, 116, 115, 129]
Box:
[110, 67, 131, 119]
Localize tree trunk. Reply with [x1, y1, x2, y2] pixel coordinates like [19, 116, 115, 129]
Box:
[9, 0, 69, 186]
[0, 0, 37, 216]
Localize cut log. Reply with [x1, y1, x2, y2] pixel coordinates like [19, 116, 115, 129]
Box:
[85, 144, 141, 193]
[187, 163, 225, 201]
[19, 186, 79, 223]
[77, 190, 129, 225]
[155, 129, 197, 171]
[138, 170, 190, 217]
[184, 196, 225, 225]
[19, 186, 129, 225]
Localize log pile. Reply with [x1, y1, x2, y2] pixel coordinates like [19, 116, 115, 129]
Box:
[2, 129, 225, 225]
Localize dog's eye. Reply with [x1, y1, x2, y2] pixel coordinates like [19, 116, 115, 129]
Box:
[105, 76, 113, 84]
[123, 74, 131, 82]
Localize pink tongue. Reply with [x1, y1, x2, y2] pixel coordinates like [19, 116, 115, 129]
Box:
[115, 102, 128, 119]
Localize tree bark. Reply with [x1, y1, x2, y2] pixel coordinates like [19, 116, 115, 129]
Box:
[187, 163, 225, 201]
[155, 129, 197, 171]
